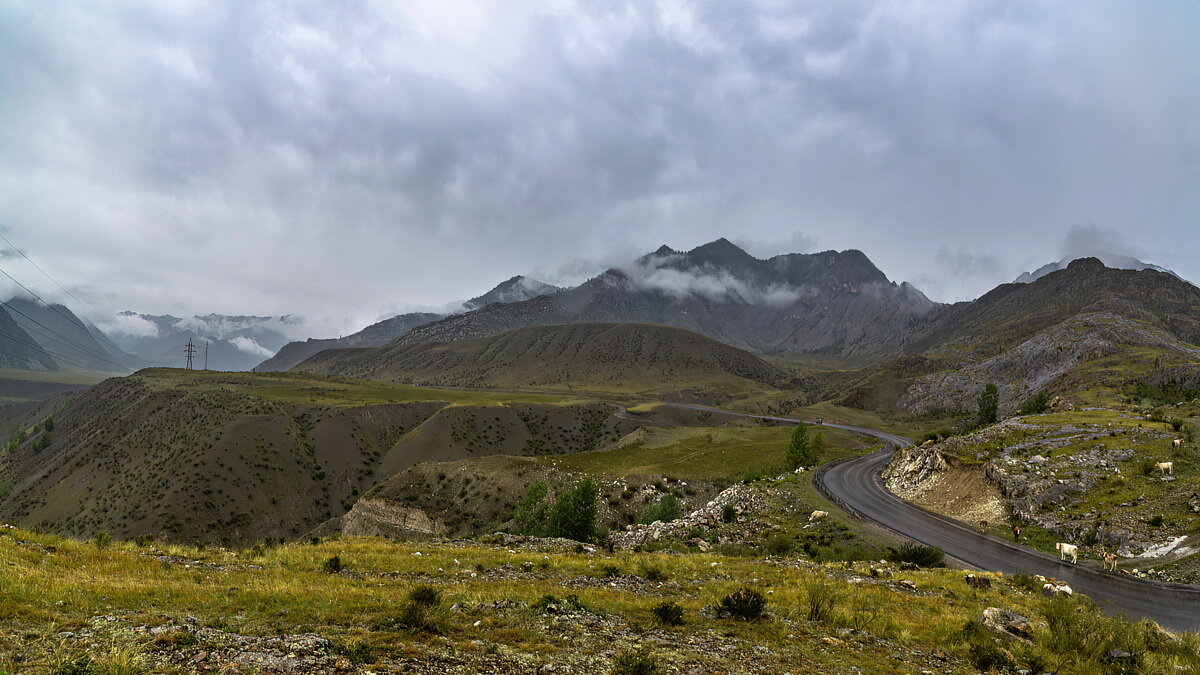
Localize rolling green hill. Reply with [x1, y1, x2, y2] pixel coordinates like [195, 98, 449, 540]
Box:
[842, 259, 1200, 416]
[292, 322, 790, 394]
[0, 369, 640, 546]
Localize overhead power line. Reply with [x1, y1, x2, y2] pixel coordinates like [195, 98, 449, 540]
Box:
[0, 298, 130, 371]
[0, 288, 130, 372]
[0, 230, 130, 355]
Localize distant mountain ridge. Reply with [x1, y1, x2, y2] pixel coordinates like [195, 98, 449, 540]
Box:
[393, 239, 937, 359]
[0, 305, 58, 370]
[3, 297, 134, 372]
[1014, 252, 1181, 284]
[105, 312, 301, 371]
[257, 275, 560, 371]
[464, 276, 561, 310]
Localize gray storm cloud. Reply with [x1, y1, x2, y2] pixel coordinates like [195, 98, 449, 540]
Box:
[0, 1, 1196, 331]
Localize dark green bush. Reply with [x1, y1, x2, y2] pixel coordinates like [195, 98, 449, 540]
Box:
[765, 534, 794, 556]
[718, 588, 767, 621]
[408, 585, 441, 607]
[651, 601, 684, 626]
[321, 555, 344, 574]
[597, 564, 622, 578]
[1020, 390, 1049, 415]
[1010, 573, 1041, 592]
[637, 494, 681, 524]
[887, 543, 944, 567]
[395, 601, 440, 634]
[968, 641, 1013, 671]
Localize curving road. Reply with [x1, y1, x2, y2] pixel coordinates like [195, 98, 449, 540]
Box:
[665, 403, 1200, 631]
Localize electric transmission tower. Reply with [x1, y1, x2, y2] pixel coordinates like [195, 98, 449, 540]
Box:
[185, 338, 196, 370]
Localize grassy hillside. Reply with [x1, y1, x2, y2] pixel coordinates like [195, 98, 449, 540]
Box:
[841, 261, 1200, 417]
[0, 370, 639, 546]
[910, 259, 1200, 358]
[0, 368, 107, 405]
[2, 526, 1198, 673]
[293, 322, 790, 395]
[548, 423, 870, 481]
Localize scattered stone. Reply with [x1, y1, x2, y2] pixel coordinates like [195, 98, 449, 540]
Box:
[981, 607, 1032, 641]
[964, 573, 991, 589]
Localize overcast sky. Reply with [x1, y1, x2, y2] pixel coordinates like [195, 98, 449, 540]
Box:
[1, 1, 1197, 337]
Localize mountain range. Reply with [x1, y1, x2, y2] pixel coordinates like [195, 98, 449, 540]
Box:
[256, 275, 561, 372]
[1, 298, 133, 372]
[103, 312, 303, 371]
[845, 257, 1200, 415]
[328, 239, 937, 363]
[1014, 252, 1181, 284]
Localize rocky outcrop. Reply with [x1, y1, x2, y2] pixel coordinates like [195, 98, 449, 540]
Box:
[327, 498, 447, 538]
[609, 482, 766, 550]
[981, 607, 1033, 641]
[881, 445, 948, 496]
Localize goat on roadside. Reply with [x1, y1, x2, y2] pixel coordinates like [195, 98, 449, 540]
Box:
[1056, 542, 1079, 564]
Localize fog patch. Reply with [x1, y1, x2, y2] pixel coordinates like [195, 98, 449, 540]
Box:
[229, 336, 274, 358]
[1060, 223, 1144, 261]
[618, 253, 806, 307]
[98, 313, 160, 337]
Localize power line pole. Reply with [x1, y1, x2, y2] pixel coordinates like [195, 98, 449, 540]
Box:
[185, 338, 196, 370]
[204, 341, 209, 370]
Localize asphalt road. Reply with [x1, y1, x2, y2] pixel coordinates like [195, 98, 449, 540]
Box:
[665, 403, 1200, 631]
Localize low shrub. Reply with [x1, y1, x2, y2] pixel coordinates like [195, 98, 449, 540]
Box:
[611, 651, 661, 675]
[597, 564, 622, 578]
[886, 543, 944, 567]
[803, 580, 840, 623]
[637, 563, 668, 582]
[408, 585, 441, 607]
[721, 504, 737, 522]
[718, 588, 767, 621]
[338, 640, 376, 665]
[765, 534, 795, 556]
[321, 556, 344, 574]
[1010, 573, 1041, 593]
[968, 640, 1013, 671]
[395, 601, 440, 634]
[651, 601, 684, 626]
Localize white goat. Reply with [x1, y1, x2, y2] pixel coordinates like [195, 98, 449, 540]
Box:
[1056, 542, 1079, 564]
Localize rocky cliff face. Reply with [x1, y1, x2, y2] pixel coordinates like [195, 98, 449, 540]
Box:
[320, 498, 447, 538]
